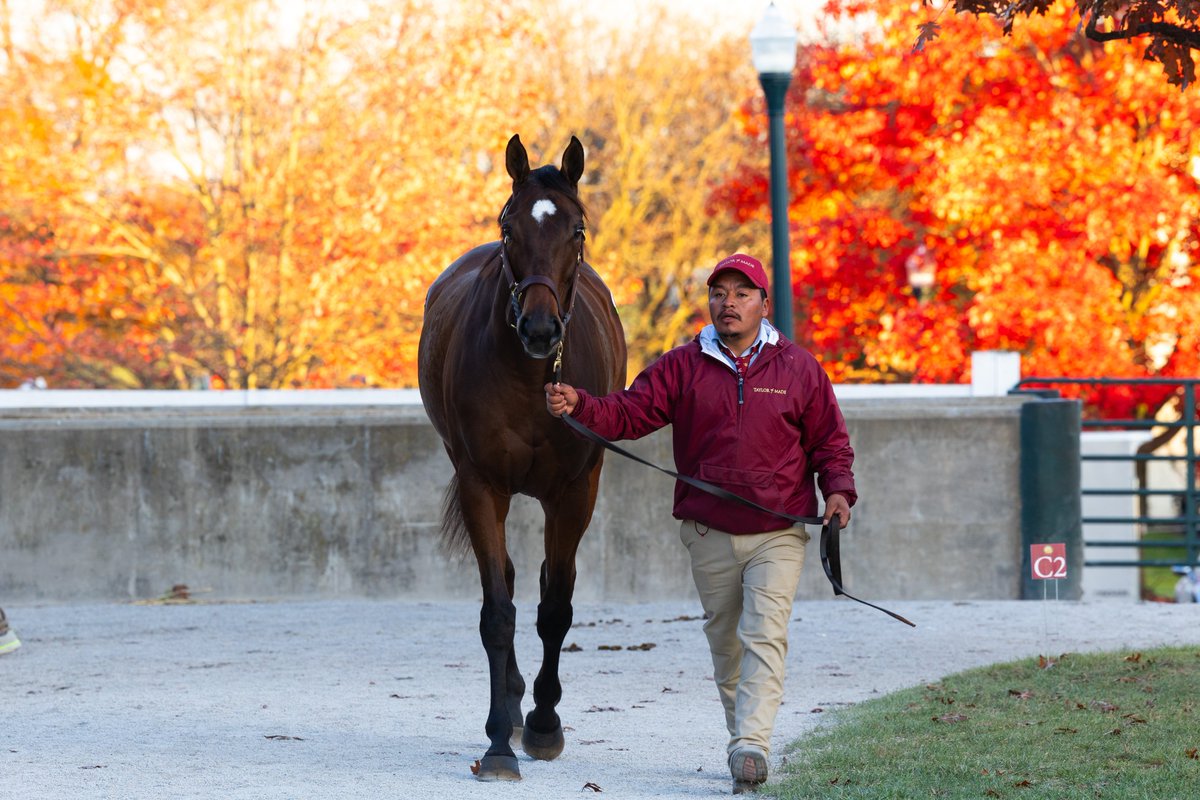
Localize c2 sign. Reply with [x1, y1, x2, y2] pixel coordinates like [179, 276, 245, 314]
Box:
[1031, 543, 1067, 580]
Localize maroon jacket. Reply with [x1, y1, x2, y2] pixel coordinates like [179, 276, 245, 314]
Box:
[571, 327, 856, 534]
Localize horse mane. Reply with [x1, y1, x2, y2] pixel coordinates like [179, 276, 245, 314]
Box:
[497, 165, 589, 226]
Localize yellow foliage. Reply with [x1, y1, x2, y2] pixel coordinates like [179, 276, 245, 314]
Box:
[1, 0, 768, 388]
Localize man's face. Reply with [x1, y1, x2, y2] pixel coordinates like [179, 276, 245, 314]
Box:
[708, 271, 769, 342]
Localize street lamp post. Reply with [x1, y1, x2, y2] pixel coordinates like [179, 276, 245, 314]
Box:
[905, 244, 937, 303]
[750, 3, 798, 340]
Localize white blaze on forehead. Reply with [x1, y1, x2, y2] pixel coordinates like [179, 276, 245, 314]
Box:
[531, 199, 557, 224]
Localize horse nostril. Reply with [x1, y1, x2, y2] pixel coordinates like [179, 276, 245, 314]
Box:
[517, 314, 563, 356]
[538, 318, 563, 345]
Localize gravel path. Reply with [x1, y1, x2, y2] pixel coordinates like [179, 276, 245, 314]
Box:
[5, 598, 1198, 799]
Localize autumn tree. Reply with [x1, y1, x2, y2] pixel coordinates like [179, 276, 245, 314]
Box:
[1, 0, 570, 388]
[1, 0, 772, 388]
[939, 0, 1200, 89]
[715, 0, 1200, 416]
[545, 11, 770, 375]
[0, 0, 186, 388]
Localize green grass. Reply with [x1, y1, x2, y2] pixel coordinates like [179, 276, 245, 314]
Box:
[1141, 530, 1191, 601]
[769, 647, 1200, 800]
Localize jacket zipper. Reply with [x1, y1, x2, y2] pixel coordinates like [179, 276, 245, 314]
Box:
[737, 372, 744, 405]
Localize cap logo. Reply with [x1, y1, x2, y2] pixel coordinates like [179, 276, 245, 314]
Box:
[722, 256, 757, 270]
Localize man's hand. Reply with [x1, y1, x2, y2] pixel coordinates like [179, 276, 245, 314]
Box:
[823, 493, 852, 527]
[544, 382, 579, 418]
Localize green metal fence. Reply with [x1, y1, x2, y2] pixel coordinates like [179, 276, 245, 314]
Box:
[1014, 377, 1199, 569]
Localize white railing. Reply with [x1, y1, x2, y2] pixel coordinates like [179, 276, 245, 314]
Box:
[0, 351, 1020, 408]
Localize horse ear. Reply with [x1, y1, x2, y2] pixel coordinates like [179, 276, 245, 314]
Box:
[561, 135, 584, 188]
[506, 134, 530, 186]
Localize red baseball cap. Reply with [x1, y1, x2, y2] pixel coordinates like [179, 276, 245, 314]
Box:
[706, 253, 768, 293]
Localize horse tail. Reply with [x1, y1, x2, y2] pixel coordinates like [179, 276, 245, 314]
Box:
[440, 474, 472, 557]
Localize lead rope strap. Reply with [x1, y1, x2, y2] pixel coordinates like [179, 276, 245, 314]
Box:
[559, 412, 915, 627]
[552, 341, 564, 384]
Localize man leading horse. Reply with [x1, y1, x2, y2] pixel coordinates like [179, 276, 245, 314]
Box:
[546, 253, 856, 795]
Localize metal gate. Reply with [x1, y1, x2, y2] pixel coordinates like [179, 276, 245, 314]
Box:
[1014, 377, 1199, 570]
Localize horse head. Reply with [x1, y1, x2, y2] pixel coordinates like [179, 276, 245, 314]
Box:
[500, 134, 586, 360]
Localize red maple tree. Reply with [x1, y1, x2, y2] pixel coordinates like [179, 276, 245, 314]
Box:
[715, 0, 1200, 418]
[942, 0, 1200, 89]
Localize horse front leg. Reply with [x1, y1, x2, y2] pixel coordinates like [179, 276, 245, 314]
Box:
[460, 479, 522, 781]
[504, 555, 526, 750]
[522, 467, 600, 761]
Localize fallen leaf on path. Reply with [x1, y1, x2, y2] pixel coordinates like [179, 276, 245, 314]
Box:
[470, 760, 481, 775]
[133, 583, 210, 605]
[264, 734, 305, 741]
[933, 713, 968, 724]
[582, 782, 603, 792]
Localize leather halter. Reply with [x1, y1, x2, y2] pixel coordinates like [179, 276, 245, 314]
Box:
[497, 200, 584, 334]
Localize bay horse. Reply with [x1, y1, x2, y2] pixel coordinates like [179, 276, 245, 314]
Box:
[417, 135, 627, 781]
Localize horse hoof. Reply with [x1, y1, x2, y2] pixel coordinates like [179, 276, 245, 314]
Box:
[521, 724, 565, 761]
[509, 725, 524, 750]
[475, 754, 521, 782]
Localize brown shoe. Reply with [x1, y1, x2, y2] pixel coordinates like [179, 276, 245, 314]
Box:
[0, 608, 20, 655]
[730, 747, 768, 794]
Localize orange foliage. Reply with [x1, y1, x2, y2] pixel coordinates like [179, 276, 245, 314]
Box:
[1, 0, 759, 389]
[715, 0, 1200, 416]
[7, 0, 1195, 411]
[1, 0, 568, 388]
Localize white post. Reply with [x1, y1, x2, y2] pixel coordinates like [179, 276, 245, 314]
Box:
[971, 351, 1021, 397]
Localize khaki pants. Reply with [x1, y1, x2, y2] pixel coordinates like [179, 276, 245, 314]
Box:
[679, 520, 809, 758]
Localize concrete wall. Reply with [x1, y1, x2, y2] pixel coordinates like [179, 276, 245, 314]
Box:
[0, 397, 1028, 604]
